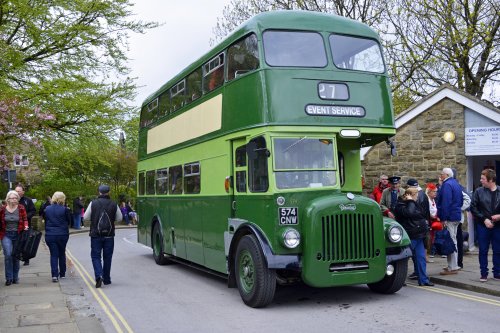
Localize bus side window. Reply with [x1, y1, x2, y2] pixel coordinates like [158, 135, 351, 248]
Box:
[146, 170, 156, 195]
[203, 53, 224, 93]
[138, 172, 146, 195]
[186, 68, 202, 103]
[158, 91, 171, 118]
[171, 80, 186, 112]
[235, 145, 247, 192]
[248, 136, 269, 193]
[156, 168, 169, 194]
[169, 165, 183, 194]
[184, 162, 200, 194]
[227, 33, 259, 81]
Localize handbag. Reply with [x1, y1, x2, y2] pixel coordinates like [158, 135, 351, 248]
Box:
[13, 228, 42, 261]
[432, 228, 456, 256]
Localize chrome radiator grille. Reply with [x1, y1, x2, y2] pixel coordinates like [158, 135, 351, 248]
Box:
[320, 213, 376, 262]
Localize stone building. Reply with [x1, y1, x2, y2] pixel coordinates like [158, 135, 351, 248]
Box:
[361, 84, 500, 245]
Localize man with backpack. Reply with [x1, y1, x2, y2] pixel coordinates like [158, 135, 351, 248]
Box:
[83, 185, 122, 288]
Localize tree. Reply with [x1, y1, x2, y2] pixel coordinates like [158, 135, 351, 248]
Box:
[212, 0, 388, 45]
[213, 0, 499, 106]
[0, 0, 157, 168]
[385, 0, 500, 103]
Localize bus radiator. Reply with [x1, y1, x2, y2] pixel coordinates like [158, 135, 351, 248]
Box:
[320, 213, 376, 262]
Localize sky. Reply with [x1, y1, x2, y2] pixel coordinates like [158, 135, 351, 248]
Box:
[127, 1, 231, 109]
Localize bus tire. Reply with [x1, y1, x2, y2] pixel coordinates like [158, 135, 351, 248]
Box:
[367, 258, 408, 294]
[152, 223, 172, 265]
[235, 235, 276, 308]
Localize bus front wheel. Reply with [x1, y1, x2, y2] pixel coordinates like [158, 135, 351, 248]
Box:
[235, 235, 276, 308]
[152, 223, 172, 265]
[367, 258, 408, 294]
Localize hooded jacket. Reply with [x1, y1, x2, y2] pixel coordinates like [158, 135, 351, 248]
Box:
[394, 198, 429, 239]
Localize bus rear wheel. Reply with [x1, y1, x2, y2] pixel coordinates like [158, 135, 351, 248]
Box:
[235, 235, 276, 308]
[367, 258, 408, 294]
[152, 223, 172, 265]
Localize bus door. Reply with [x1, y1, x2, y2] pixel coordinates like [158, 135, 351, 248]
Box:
[231, 138, 248, 217]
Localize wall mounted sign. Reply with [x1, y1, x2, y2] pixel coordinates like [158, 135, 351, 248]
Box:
[465, 127, 500, 156]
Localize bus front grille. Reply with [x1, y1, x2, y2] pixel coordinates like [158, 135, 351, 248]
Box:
[319, 213, 376, 262]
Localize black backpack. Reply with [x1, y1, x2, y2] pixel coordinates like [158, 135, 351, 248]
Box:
[93, 200, 115, 237]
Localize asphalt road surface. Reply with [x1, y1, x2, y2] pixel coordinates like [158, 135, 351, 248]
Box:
[66, 229, 500, 333]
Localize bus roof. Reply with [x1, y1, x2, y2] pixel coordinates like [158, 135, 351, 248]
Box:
[142, 10, 381, 106]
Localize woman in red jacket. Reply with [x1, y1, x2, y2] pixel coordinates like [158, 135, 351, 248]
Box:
[0, 190, 29, 285]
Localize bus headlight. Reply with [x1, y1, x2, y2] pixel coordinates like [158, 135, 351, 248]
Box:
[387, 225, 403, 243]
[283, 229, 300, 248]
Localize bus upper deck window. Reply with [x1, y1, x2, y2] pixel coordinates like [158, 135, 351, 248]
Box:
[329, 34, 385, 73]
[227, 34, 259, 81]
[263, 30, 327, 67]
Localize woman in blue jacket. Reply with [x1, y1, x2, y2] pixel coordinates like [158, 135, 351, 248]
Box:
[44, 192, 72, 282]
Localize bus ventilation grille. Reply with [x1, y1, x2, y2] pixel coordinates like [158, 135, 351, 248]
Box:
[319, 213, 375, 262]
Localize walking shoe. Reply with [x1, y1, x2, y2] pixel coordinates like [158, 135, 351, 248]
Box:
[5, 280, 12, 286]
[408, 273, 418, 280]
[441, 255, 447, 258]
[493, 276, 500, 281]
[419, 282, 435, 286]
[23, 260, 30, 266]
[429, 255, 435, 258]
[95, 277, 102, 288]
[479, 276, 488, 282]
[52, 277, 59, 283]
[439, 270, 458, 275]
[12, 279, 19, 284]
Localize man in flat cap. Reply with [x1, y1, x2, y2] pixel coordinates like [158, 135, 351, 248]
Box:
[84, 185, 122, 288]
[380, 176, 405, 219]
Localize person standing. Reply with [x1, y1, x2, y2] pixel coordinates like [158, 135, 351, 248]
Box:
[84, 185, 122, 288]
[470, 169, 500, 282]
[0, 191, 29, 285]
[369, 175, 389, 203]
[380, 176, 405, 219]
[44, 192, 72, 282]
[39, 196, 52, 221]
[394, 187, 434, 286]
[15, 184, 36, 266]
[72, 196, 84, 230]
[436, 167, 463, 275]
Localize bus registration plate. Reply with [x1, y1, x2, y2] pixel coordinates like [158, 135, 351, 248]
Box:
[279, 207, 299, 225]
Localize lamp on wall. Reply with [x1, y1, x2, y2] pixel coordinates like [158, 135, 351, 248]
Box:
[442, 131, 456, 143]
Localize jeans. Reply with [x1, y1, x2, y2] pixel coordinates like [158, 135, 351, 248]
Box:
[477, 223, 500, 277]
[411, 238, 430, 285]
[1, 231, 20, 281]
[73, 213, 81, 229]
[91, 237, 114, 283]
[45, 234, 69, 278]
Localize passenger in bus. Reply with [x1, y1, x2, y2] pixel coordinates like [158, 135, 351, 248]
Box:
[379, 176, 404, 219]
[394, 187, 434, 286]
[369, 174, 389, 203]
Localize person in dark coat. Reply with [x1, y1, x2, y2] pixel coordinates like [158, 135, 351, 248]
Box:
[44, 192, 72, 282]
[39, 196, 52, 220]
[394, 187, 434, 286]
[15, 184, 36, 266]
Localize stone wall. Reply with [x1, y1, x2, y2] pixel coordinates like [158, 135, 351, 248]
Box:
[362, 98, 467, 194]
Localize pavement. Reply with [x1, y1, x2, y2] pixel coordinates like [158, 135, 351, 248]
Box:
[1, 231, 500, 333]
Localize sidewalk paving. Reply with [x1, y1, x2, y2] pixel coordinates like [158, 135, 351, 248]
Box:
[2, 229, 499, 332]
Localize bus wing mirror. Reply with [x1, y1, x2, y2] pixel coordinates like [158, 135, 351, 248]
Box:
[386, 139, 397, 156]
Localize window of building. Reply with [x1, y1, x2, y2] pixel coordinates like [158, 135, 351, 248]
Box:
[13, 154, 29, 167]
[156, 168, 169, 194]
[184, 162, 200, 194]
[227, 34, 259, 81]
[203, 53, 225, 93]
[146, 170, 155, 195]
[169, 165, 183, 194]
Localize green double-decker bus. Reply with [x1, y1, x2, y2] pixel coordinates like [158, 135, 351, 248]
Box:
[137, 10, 411, 308]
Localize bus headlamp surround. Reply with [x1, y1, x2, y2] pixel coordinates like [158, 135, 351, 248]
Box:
[283, 228, 301, 248]
[387, 225, 403, 243]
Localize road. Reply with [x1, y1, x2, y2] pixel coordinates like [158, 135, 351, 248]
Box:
[67, 229, 500, 333]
